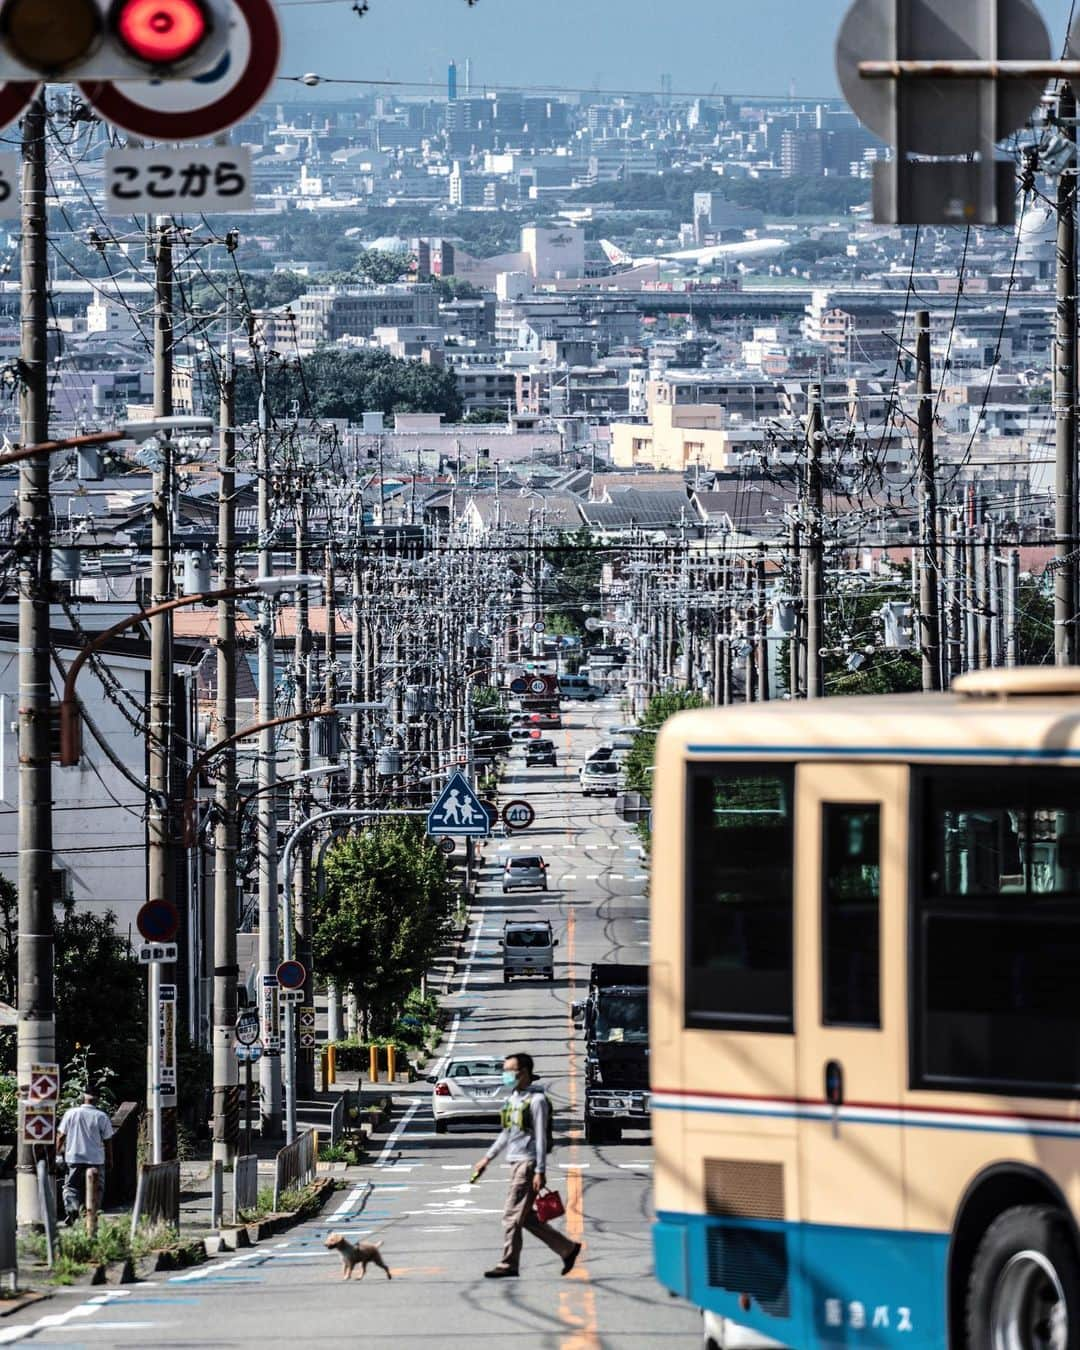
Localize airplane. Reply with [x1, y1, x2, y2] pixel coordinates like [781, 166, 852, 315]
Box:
[599, 236, 788, 270]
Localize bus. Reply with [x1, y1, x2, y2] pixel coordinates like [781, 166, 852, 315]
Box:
[650, 666, 1080, 1350]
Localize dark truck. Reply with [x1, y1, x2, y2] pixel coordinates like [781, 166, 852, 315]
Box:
[576, 963, 649, 1145]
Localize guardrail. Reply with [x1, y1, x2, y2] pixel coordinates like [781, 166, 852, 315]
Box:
[231, 1154, 258, 1223]
[296, 1096, 344, 1147]
[130, 1160, 180, 1242]
[273, 1130, 315, 1210]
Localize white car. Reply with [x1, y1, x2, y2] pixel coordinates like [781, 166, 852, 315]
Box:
[429, 1056, 511, 1134]
[580, 761, 621, 796]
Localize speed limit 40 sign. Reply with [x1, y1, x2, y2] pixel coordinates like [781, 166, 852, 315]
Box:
[503, 800, 536, 831]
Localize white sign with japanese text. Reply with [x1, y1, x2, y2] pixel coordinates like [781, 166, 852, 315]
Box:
[104, 147, 253, 215]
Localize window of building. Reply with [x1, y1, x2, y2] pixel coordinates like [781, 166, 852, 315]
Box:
[685, 763, 795, 1032]
[822, 804, 880, 1028]
[914, 769, 1080, 1095]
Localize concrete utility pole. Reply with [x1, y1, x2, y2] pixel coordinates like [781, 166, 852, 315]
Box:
[16, 90, 54, 1227]
[148, 216, 175, 1164]
[291, 482, 314, 1098]
[915, 310, 942, 691]
[322, 545, 341, 1044]
[1055, 82, 1078, 666]
[805, 383, 825, 699]
[211, 292, 238, 1166]
[256, 368, 282, 1137]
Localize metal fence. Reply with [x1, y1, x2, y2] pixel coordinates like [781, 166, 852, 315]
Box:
[130, 1160, 180, 1242]
[273, 1130, 315, 1210]
[231, 1154, 258, 1224]
[296, 1096, 345, 1147]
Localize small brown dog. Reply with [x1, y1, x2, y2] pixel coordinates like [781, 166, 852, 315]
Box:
[324, 1231, 392, 1281]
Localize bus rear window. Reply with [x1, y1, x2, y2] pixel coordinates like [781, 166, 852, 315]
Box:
[916, 769, 1080, 1095]
[685, 764, 794, 1033]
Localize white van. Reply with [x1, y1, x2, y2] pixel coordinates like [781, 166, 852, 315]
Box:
[558, 674, 603, 701]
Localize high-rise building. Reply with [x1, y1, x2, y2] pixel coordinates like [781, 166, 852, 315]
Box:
[448, 60, 457, 102]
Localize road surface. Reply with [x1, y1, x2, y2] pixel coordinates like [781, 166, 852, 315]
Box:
[1, 699, 701, 1348]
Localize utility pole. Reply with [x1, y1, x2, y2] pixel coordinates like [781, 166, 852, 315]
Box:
[256, 365, 282, 1137]
[1055, 82, 1078, 666]
[16, 90, 53, 1226]
[755, 547, 769, 702]
[915, 311, 941, 691]
[323, 544, 341, 1044]
[805, 384, 825, 699]
[148, 215, 174, 1165]
[211, 291, 238, 1166]
[291, 479, 314, 1098]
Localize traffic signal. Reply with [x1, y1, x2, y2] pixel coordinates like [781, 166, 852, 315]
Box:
[0, 0, 228, 79]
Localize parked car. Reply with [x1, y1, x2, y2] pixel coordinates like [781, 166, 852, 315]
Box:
[502, 855, 549, 892]
[580, 761, 621, 797]
[429, 1055, 511, 1134]
[525, 737, 558, 767]
[559, 674, 603, 701]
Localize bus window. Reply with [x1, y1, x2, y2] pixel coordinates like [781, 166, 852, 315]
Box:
[685, 764, 794, 1032]
[916, 769, 1080, 1095]
[822, 804, 881, 1029]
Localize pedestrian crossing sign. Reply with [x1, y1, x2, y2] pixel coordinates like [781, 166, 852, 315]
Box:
[427, 771, 489, 838]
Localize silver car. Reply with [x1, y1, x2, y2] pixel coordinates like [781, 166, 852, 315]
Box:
[502, 855, 549, 892]
[430, 1056, 510, 1134]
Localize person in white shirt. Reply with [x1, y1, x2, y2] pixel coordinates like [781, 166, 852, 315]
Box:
[56, 1090, 114, 1225]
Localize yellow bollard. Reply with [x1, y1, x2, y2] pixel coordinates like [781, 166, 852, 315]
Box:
[313, 1130, 320, 1162]
[369, 1043, 379, 1083]
[387, 1043, 397, 1082]
[327, 1043, 337, 1086]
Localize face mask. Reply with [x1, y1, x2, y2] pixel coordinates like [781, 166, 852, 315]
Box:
[501, 1071, 518, 1088]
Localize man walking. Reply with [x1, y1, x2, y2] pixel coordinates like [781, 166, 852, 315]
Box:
[474, 1051, 581, 1279]
[56, 1089, 114, 1226]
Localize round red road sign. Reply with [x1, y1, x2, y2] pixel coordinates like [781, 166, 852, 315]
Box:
[136, 899, 180, 942]
[502, 799, 535, 830]
[0, 83, 38, 134]
[79, 0, 281, 141]
[276, 959, 306, 990]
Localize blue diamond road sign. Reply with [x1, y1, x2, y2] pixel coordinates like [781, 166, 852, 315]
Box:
[427, 771, 489, 838]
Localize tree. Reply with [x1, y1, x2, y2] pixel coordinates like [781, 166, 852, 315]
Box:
[463, 407, 509, 424]
[314, 821, 457, 1036]
[622, 690, 706, 799]
[354, 249, 415, 285]
[232, 349, 463, 425]
[543, 528, 603, 643]
[0, 882, 144, 1114]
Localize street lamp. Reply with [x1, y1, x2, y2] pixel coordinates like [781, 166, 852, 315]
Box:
[278, 806, 427, 1143]
[57, 575, 320, 767]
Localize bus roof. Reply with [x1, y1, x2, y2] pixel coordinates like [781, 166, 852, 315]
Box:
[658, 674, 1080, 766]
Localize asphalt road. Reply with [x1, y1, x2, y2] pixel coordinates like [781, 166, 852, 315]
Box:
[2, 698, 701, 1348]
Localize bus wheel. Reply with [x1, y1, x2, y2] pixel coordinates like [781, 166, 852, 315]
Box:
[966, 1204, 1080, 1350]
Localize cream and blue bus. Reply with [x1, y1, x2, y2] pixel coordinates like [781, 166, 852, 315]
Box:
[650, 667, 1080, 1350]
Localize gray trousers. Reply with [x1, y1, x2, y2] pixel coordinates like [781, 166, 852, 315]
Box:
[500, 1160, 574, 1271]
[63, 1164, 103, 1218]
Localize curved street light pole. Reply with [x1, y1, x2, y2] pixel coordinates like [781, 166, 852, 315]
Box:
[278, 807, 426, 1143]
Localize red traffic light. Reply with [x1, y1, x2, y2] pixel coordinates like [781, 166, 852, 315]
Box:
[113, 0, 208, 64]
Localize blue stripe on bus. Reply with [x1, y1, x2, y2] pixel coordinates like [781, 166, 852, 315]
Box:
[686, 743, 1080, 760]
[655, 1210, 949, 1349]
[651, 1099, 1080, 1139]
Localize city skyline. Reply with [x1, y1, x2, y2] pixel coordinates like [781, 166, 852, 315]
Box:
[279, 0, 1080, 103]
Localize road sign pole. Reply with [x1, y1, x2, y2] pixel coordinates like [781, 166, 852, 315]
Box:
[150, 960, 162, 1165]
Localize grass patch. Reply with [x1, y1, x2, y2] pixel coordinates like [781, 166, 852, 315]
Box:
[318, 1141, 364, 1166]
[18, 1215, 183, 1283]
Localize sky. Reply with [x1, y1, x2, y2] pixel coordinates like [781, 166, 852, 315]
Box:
[275, 0, 1080, 104]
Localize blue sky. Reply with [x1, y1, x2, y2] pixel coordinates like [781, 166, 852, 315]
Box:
[276, 0, 1080, 102]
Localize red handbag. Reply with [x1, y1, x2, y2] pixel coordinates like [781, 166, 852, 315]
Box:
[533, 1188, 565, 1224]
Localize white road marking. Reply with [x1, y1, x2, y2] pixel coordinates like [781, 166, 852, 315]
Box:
[376, 1101, 421, 1167]
[170, 1253, 262, 1283]
[610, 874, 624, 880]
[0, 1291, 140, 1345]
[333, 1181, 371, 1216]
